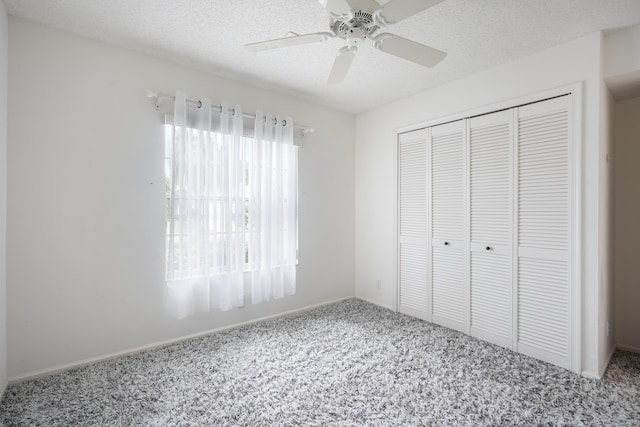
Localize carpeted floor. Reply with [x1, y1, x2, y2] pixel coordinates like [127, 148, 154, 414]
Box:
[1, 299, 639, 426]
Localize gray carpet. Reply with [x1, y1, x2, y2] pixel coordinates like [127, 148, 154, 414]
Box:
[1, 299, 639, 426]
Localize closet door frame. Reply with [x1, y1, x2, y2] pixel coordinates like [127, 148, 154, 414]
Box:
[395, 83, 582, 373]
[571, 86, 581, 374]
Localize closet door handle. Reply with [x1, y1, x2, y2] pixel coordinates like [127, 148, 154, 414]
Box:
[444, 241, 449, 246]
[486, 246, 492, 251]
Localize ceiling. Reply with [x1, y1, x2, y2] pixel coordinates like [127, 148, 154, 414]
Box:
[4, 0, 640, 114]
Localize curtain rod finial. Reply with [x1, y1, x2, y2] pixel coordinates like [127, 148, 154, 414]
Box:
[146, 89, 162, 110]
[147, 89, 162, 110]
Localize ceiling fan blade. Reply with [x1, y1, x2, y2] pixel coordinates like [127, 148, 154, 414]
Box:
[319, 0, 380, 14]
[328, 46, 357, 85]
[346, 0, 381, 12]
[377, 0, 444, 24]
[318, 0, 351, 15]
[245, 32, 334, 52]
[373, 33, 446, 67]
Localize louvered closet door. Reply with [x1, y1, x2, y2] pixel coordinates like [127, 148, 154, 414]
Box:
[468, 110, 513, 349]
[398, 129, 429, 319]
[516, 95, 573, 369]
[430, 120, 468, 333]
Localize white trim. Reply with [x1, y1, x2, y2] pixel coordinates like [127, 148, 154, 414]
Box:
[598, 342, 616, 378]
[617, 344, 640, 353]
[395, 129, 399, 313]
[393, 129, 399, 312]
[582, 343, 622, 379]
[0, 380, 7, 401]
[571, 82, 583, 375]
[511, 107, 519, 352]
[8, 296, 354, 385]
[356, 296, 395, 312]
[394, 83, 580, 135]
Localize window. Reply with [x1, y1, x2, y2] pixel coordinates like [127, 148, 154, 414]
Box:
[163, 93, 298, 312]
[165, 126, 248, 278]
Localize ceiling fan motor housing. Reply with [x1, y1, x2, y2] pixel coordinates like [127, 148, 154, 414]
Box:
[332, 10, 379, 45]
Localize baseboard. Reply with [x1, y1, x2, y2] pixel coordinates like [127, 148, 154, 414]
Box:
[8, 296, 355, 385]
[581, 370, 601, 380]
[585, 344, 640, 379]
[0, 379, 7, 401]
[617, 344, 640, 353]
[598, 344, 617, 378]
[355, 296, 395, 312]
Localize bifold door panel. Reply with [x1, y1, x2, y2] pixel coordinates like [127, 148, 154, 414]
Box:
[469, 109, 513, 349]
[430, 120, 468, 333]
[516, 96, 572, 369]
[398, 129, 428, 319]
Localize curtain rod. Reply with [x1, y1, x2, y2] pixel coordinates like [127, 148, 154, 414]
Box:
[146, 90, 315, 135]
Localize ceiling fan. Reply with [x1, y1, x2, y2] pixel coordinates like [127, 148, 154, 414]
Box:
[245, 0, 447, 85]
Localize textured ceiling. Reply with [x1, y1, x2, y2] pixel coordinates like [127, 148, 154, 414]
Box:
[4, 0, 640, 113]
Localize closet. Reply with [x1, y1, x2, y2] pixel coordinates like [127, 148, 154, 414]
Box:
[398, 94, 575, 371]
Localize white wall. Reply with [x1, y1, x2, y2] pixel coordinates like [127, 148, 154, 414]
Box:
[613, 95, 640, 353]
[604, 24, 640, 99]
[7, 18, 356, 379]
[598, 77, 616, 376]
[606, 21, 640, 356]
[355, 32, 605, 376]
[0, 0, 8, 395]
[604, 24, 640, 80]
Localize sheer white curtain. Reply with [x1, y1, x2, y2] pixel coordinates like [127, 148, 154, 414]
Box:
[248, 111, 298, 304]
[166, 91, 246, 317]
[165, 91, 298, 317]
